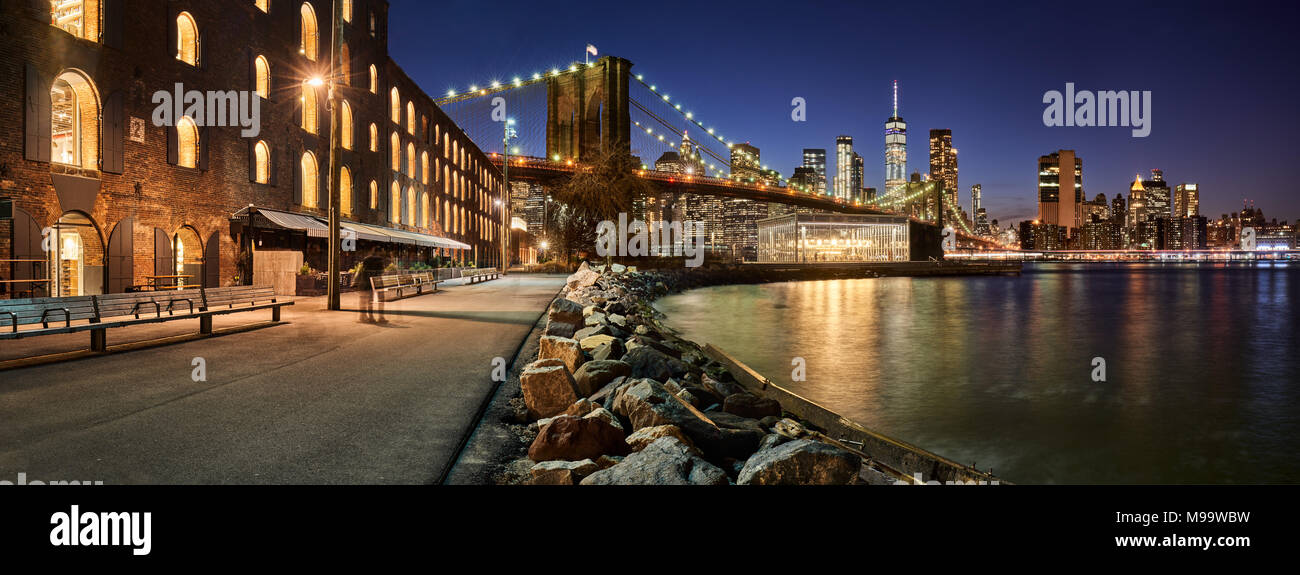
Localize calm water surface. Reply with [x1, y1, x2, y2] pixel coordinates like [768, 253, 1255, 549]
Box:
[654, 262, 1300, 484]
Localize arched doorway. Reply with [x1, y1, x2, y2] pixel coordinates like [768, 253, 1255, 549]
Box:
[173, 226, 203, 289]
[48, 211, 105, 296]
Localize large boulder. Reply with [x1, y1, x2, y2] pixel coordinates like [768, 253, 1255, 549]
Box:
[706, 410, 767, 433]
[579, 437, 729, 486]
[625, 335, 681, 359]
[611, 379, 756, 460]
[528, 459, 599, 485]
[625, 424, 698, 453]
[723, 393, 783, 419]
[579, 334, 618, 353]
[621, 346, 689, 381]
[566, 263, 601, 290]
[520, 363, 580, 419]
[528, 415, 629, 462]
[737, 439, 860, 485]
[547, 298, 584, 327]
[592, 339, 626, 362]
[573, 360, 631, 397]
[539, 336, 584, 373]
[543, 320, 577, 339]
[574, 324, 614, 341]
[702, 374, 746, 398]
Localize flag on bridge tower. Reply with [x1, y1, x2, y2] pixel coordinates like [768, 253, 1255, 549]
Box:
[586, 44, 598, 64]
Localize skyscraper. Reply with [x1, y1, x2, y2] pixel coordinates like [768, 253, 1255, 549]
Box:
[1037, 150, 1084, 234]
[802, 148, 827, 195]
[1175, 183, 1200, 218]
[1127, 175, 1146, 228]
[834, 136, 854, 200]
[928, 129, 958, 212]
[884, 81, 907, 192]
[730, 142, 761, 184]
[1142, 169, 1171, 221]
[972, 184, 990, 236]
[851, 152, 864, 203]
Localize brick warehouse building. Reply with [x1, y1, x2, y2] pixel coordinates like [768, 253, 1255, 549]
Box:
[0, 0, 505, 297]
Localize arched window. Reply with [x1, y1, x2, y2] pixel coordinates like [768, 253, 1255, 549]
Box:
[300, 152, 319, 207]
[253, 140, 271, 183]
[340, 101, 353, 150]
[406, 143, 415, 177]
[342, 0, 353, 22]
[390, 182, 401, 223]
[406, 102, 415, 135]
[300, 3, 318, 61]
[390, 132, 400, 171]
[369, 180, 378, 210]
[407, 187, 416, 226]
[176, 116, 199, 168]
[369, 123, 378, 152]
[50, 71, 100, 170]
[176, 12, 200, 66]
[421, 192, 430, 228]
[421, 152, 429, 185]
[255, 0, 269, 13]
[369, 64, 378, 94]
[301, 83, 318, 134]
[340, 43, 351, 86]
[443, 133, 449, 159]
[389, 87, 400, 124]
[51, 1, 101, 41]
[340, 166, 353, 215]
[254, 55, 270, 98]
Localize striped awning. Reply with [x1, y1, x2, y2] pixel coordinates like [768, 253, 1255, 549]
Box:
[235, 207, 470, 249]
[254, 208, 330, 238]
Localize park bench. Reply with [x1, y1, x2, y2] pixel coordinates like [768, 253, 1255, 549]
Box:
[0, 285, 292, 354]
[410, 271, 442, 294]
[370, 272, 442, 303]
[464, 268, 500, 284]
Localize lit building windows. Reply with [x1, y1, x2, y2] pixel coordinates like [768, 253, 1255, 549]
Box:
[421, 152, 429, 185]
[341, 100, 353, 150]
[406, 101, 415, 135]
[176, 12, 200, 66]
[369, 123, 378, 152]
[340, 43, 351, 85]
[50, 71, 99, 170]
[390, 181, 400, 223]
[300, 152, 319, 207]
[301, 83, 318, 134]
[369, 180, 378, 210]
[176, 116, 199, 169]
[406, 143, 415, 177]
[253, 140, 271, 183]
[390, 87, 400, 124]
[369, 64, 378, 94]
[342, 0, 352, 22]
[421, 192, 430, 228]
[300, 3, 318, 61]
[390, 132, 400, 171]
[340, 166, 353, 215]
[407, 187, 415, 226]
[254, 55, 270, 99]
[51, 0, 100, 41]
[254, 0, 269, 13]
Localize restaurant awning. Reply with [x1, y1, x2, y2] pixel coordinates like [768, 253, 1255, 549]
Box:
[241, 207, 331, 238]
[234, 207, 471, 249]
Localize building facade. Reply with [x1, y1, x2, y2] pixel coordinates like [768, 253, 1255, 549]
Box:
[928, 129, 957, 211]
[1, 0, 505, 298]
[834, 136, 852, 201]
[802, 148, 827, 195]
[1037, 150, 1083, 236]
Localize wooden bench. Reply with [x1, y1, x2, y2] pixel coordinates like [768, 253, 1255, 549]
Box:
[410, 271, 442, 294]
[370, 272, 443, 302]
[464, 268, 500, 284]
[0, 285, 292, 354]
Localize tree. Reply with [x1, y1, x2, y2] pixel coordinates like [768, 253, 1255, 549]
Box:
[547, 145, 656, 263]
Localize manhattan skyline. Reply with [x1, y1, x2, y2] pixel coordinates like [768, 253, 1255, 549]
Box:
[390, 0, 1300, 224]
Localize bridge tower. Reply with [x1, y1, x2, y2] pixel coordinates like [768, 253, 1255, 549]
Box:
[546, 56, 633, 162]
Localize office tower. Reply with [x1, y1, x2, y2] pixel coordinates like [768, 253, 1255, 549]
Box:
[1086, 193, 1110, 222]
[834, 136, 854, 200]
[730, 142, 761, 184]
[884, 81, 907, 192]
[851, 153, 864, 202]
[1127, 174, 1146, 228]
[1142, 169, 1171, 220]
[802, 148, 827, 194]
[971, 184, 990, 236]
[1111, 193, 1127, 225]
[721, 198, 768, 261]
[929, 129, 958, 211]
[1175, 183, 1200, 217]
[1037, 150, 1084, 234]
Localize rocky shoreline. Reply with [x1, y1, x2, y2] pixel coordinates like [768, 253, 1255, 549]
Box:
[492, 262, 864, 485]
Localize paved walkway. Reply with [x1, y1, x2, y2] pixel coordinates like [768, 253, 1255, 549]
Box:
[0, 274, 567, 484]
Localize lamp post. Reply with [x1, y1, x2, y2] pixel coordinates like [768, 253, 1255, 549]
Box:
[324, 0, 345, 311]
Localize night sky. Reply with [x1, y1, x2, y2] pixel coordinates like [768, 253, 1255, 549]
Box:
[388, 0, 1300, 225]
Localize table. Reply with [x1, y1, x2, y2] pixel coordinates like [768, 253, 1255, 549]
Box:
[143, 275, 195, 290]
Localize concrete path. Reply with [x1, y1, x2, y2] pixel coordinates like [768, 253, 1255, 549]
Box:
[0, 274, 567, 484]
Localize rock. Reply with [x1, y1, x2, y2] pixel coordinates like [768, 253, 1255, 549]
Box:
[625, 424, 699, 454]
[737, 439, 861, 485]
[759, 416, 782, 431]
[609, 314, 628, 327]
[566, 264, 600, 290]
[520, 363, 580, 419]
[724, 393, 783, 419]
[621, 346, 689, 381]
[703, 374, 746, 398]
[562, 398, 599, 418]
[625, 335, 681, 358]
[584, 407, 623, 432]
[579, 334, 618, 353]
[547, 298, 584, 327]
[595, 455, 623, 470]
[606, 301, 628, 315]
[611, 263, 627, 274]
[592, 339, 626, 362]
[676, 389, 699, 408]
[589, 376, 629, 407]
[706, 410, 766, 433]
[663, 379, 684, 395]
[573, 360, 632, 397]
[543, 320, 577, 339]
[528, 415, 629, 462]
[610, 379, 760, 459]
[584, 312, 608, 327]
[529, 459, 599, 485]
[580, 437, 729, 486]
[539, 336, 584, 373]
[574, 324, 614, 341]
[758, 433, 790, 452]
[684, 384, 724, 408]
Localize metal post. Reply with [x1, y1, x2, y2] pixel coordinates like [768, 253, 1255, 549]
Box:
[325, 0, 343, 310]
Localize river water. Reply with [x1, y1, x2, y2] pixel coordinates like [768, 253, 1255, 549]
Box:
[653, 262, 1300, 484]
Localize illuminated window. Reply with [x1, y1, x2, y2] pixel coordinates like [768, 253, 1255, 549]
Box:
[50, 71, 99, 170]
[421, 152, 429, 185]
[253, 140, 271, 183]
[340, 101, 353, 150]
[300, 3, 318, 61]
[421, 192, 430, 228]
[255, 0, 269, 13]
[407, 187, 416, 226]
[369, 64, 377, 94]
[369, 123, 378, 152]
[369, 180, 378, 210]
[340, 43, 350, 86]
[50, 0, 100, 41]
[301, 152, 319, 207]
[176, 116, 199, 168]
[390, 87, 400, 124]
[390, 182, 400, 223]
[254, 55, 270, 98]
[390, 132, 400, 171]
[301, 83, 318, 134]
[176, 12, 200, 66]
[342, 0, 352, 22]
[406, 101, 415, 135]
[406, 143, 415, 177]
[340, 166, 353, 215]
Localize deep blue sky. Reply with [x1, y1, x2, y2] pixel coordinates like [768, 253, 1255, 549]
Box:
[389, 0, 1299, 224]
